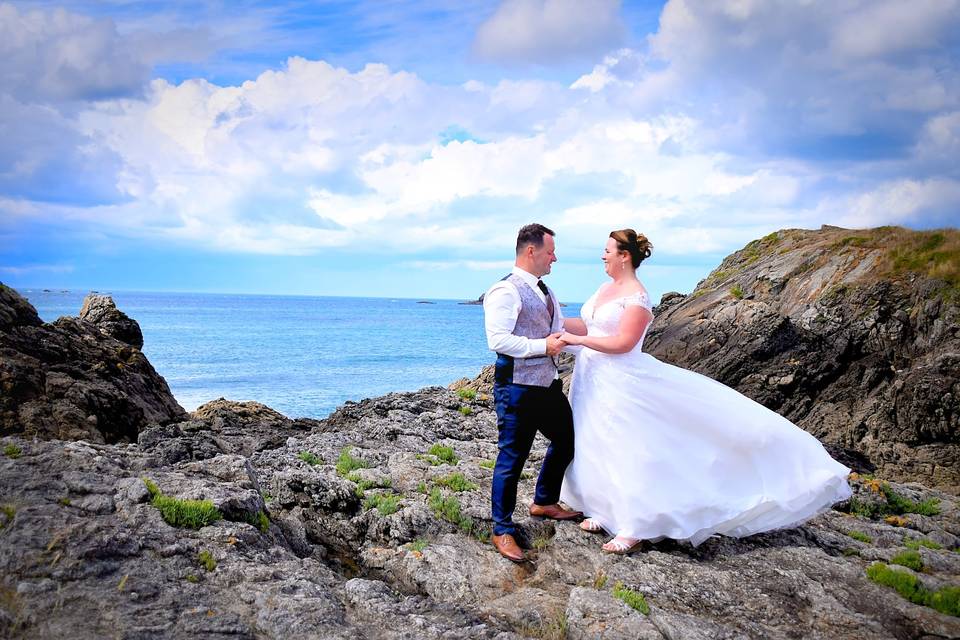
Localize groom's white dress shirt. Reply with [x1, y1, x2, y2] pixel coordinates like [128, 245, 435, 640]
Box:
[484, 266, 564, 358]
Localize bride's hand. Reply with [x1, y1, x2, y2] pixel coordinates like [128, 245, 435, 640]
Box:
[560, 332, 582, 346]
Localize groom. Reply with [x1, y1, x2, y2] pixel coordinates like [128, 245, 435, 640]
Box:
[483, 223, 581, 562]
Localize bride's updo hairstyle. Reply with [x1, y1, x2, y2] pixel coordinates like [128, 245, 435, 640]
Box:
[610, 229, 653, 268]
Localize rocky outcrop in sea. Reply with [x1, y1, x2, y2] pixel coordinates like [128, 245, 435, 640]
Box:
[0, 285, 185, 443]
[1, 227, 958, 639]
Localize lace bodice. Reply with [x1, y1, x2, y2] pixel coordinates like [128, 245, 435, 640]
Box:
[581, 288, 653, 351]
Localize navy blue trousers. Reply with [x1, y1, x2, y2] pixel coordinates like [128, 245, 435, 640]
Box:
[491, 358, 575, 536]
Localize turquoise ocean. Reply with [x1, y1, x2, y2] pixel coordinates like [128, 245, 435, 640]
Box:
[21, 289, 582, 419]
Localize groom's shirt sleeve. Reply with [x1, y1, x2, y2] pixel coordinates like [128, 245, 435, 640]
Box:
[483, 282, 547, 358]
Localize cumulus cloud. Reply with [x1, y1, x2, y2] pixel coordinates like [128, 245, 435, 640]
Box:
[2, 0, 959, 296]
[473, 0, 626, 64]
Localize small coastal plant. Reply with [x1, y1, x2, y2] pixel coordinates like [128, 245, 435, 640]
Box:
[847, 530, 872, 543]
[459, 406, 472, 416]
[478, 459, 495, 470]
[904, 537, 942, 551]
[142, 478, 221, 530]
[532, 611, 568, 640]
[426, 444, 458, 465]
[890, 550, 923, 572]
[197, 550, 217, 572]
[612, 581, 650, 615]
[408, 538, 428, 553]
[349, 475, 392, 497]
[335, 447, 370, 477]
[3, 444, 21, 459]
[58, 497, 71, 506]
[729, 284, 745, 299]
[433, 472, 477, 492]
[428, 488, 474, 535]
[866, 562, 960, 617]
[456, 388, 477, 401]
[593, 570, 608, 589]
[297, 451, 321, 466]
[245, 510, 270, 533]
[364, 492, 401, 516]
[848, 482, 940, 519]
[0, 504, 15, 529]
[532, 536, 550, 551]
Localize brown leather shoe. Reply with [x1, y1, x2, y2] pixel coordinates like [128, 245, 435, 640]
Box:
[492, 533, 525, 562]
[529, 503, 583, 521]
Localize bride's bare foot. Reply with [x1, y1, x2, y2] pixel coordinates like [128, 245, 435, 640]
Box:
[602, 535, 642, 554]
[580, 518, 603, 533]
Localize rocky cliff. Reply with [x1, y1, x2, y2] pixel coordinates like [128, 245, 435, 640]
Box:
[0, 285, 186, 443]
[643, 226, 959, 495]
[1, 253, 959, 639]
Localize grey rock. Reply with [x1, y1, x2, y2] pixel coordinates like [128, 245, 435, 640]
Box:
[0, 283, 186, 443]
[79, 293, 144, 349]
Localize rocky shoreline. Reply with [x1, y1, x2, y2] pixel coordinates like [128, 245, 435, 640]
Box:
[1, 225, 958, 638]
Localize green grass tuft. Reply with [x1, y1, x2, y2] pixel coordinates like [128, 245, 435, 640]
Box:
[593, 570, 608, 589]
[336, 447, 370, 477]
[848, 482, 940, 519]
[142, 477, 161, 498]
[847, 530, 872, 543]
[428, 488, 475, 535]
[0, 504, 14, 529]
[890, 549, 924, 572]
[905, 537, 942, 551]
[185, 574, 199, 583]
[246, 510, 270, 533]
[298, 451, 322, 466]
[459, 405, 473, 416]
[407, 538, 428, 553]
[478, 459, 495, 469]
[842, 548, 860, 557]
[197, 550, 217, 572]
[729, 284, 744, 299]
[612, 581, 650, 615]
[364, 492, 401, 516]
[3, 444, 21, 459]
[416, 480, 428, 493]
[143, 478, 221, 530]
[456, 388, 477, 400]
[427, 444, 458, 465]
[866, 562, 960, 616]
[58, 497, 71, 507]
[433, 472, 478, 492]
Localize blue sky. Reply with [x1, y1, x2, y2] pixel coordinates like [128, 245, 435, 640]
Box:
[1, 0, 959, 303]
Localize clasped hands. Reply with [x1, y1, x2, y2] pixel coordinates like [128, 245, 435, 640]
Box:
[546, 331, 584, 355]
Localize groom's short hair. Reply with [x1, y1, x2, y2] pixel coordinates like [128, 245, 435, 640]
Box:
[516, 223, 555, 255]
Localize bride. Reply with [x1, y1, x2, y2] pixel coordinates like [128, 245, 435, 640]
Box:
[558, 229, 852, 553]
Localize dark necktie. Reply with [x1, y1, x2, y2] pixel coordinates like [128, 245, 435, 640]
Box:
[537, 279, 555, 321]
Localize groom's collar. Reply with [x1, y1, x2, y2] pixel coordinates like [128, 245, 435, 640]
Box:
[511, 266, 542, 290]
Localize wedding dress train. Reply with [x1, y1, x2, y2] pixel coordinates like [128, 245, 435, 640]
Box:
[560, 288, 852, 546]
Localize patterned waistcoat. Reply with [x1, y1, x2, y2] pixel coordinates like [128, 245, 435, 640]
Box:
[495, 273, 557, 387]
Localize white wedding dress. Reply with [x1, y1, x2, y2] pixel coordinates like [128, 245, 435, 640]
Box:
[560, 287, 852, 546]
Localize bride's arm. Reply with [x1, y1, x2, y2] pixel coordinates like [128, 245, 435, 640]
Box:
[562, 317, 587, 335]
[560, 306, 652, 354]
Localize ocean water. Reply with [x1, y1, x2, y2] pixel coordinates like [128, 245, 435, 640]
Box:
[20, 289, 581, 419]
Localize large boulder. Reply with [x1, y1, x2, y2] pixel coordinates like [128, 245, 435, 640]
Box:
[0, 284, 186, 443]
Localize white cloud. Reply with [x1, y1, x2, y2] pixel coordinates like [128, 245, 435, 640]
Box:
[473, 0, 625, 64]
[2, 0, 959, 295]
